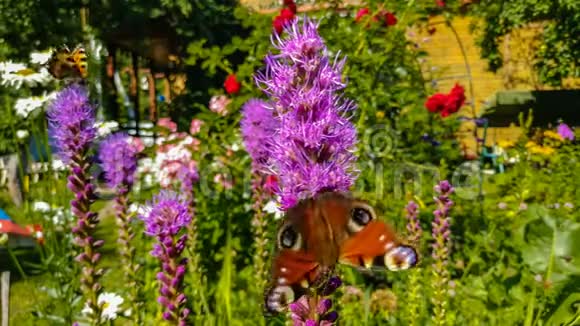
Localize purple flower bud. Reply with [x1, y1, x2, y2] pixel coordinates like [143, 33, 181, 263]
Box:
[317, 298, 332, 314]
[162, 312, 173, 320]
[323, 311, 339, 322]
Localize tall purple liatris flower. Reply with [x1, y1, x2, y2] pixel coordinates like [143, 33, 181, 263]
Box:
[240, 98, 279, 296]
[140, 191, 191, 325]
[256, 18, 358, 210]
[431, 180, 454, 326]
[256, 17, 358, 324]
[46, 84, 104, 324]
[98, 132, 142, 324]
[404, 201, 423, 326]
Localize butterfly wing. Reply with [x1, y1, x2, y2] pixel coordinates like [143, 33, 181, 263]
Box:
[264, 249, 319, 314]
[338, 200, 418, 271]
[71, 45, 88, 78]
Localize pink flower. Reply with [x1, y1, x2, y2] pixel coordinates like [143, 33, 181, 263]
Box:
[209, 95, 232, 116]
[189, 119, 203, 135]
[129, 136, 145, 153]
[157, 118, 177, 133]
[214, 173, 233, 189]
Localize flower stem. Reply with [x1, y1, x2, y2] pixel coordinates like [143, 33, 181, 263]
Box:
[114, 190, 142, 324]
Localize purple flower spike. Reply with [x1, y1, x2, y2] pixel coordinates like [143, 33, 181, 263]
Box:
[256, 17, 359, 210]
[405, 200, 422, 244]
[47, 84, 97, 164]
[46, 84, 104, 323]
[99, 132, 143, 323]
[431, 180, 454, 325]
[140, 191, 191, 324]
[240, 99, 279, 171]
[98, 132, 138, 191]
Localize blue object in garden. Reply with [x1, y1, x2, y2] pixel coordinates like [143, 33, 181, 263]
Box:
[0, 208, 10, 221]
[158, 95, 165, 102]
[28, 134, 57, 162]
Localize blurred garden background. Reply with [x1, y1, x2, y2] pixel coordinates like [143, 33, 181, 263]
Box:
[0, 0, 578, 325]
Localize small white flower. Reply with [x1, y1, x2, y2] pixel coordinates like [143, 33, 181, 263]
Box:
[263, 200, 283, 220]
[51, 159, 66, 171]
[82, 292, 124, 321]
[230, 143, 240, 152]
[33, 201, 51, 213]
[29, 51, 52, 65]
[50, 208, 68, 225]
[95, 121, 119, 137]
[16, 130, 29, 139]
[128, 203, 146, 216]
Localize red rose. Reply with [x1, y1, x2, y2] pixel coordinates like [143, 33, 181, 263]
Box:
[355, 8, 370, 23]
[273, 8, 296, 34]
[425, 93, 447, 113]
[284, 0, 297, 14]
[445, 83, 466, 114]
[279, 8, 295, 20]
[425, 83, 466, 118]
[224, 74, 241, 94]
[383, 11, 398, 26]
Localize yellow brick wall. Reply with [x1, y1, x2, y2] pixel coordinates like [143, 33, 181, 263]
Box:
[240, 2, 558, 149]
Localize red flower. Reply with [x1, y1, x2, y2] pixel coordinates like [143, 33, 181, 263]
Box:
[425, 83, 466, 118]
[425, 93, 447, 113]
[355, 8, 371, 23]
[284, 0, 297, 14]
[441, 84, 466, 117]
[273, 8, 296, 34]
[436, 0, 445, 7]
[383, 11, 398, 26]
[263, 174, 279, 195]
[224, 74, 241, 94]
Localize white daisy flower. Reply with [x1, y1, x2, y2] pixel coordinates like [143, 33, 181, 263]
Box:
[0, 61, 27, 74]
[263, 200, 283, 220]
[29, 51, 52, 65]
[82, 292, 124, 321]
[1, 67, 51, 89]
[14, 97, 46, 118]
[16, 130, 29, 139]
[33, 201, 51, 213]
[14, 92, 56, 118]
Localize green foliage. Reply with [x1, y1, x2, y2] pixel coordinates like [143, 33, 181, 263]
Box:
[471, 0, 580, 85]
[2, 1, 579, 326]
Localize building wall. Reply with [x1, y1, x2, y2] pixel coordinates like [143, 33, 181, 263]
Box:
[241, 1, 566, 149]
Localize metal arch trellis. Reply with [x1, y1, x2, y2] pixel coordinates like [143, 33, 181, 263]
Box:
[426, 17, 486, 212]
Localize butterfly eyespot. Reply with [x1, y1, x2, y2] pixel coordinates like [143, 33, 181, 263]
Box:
[348, 205, 375, 233]
[384, 245, 418, 271]
[277, 225, 302, 251]
[265, 285, 295, 313]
